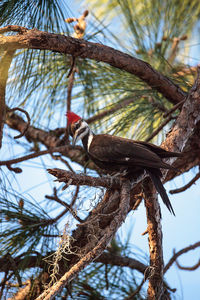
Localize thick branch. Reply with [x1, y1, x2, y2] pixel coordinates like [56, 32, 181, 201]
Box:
[162, 65, 200, 181]
[143, 180, 164, 299]
[0, 26, 186, 104]
[47, 168, 120, 189]
[96, 252, 147, 274]
[5, 106, 200, 179]
[5, 109, 98, 171]
[0, 251, 146, 276]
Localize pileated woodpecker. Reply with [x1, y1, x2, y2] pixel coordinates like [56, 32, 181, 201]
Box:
[66, 111, 181, 215]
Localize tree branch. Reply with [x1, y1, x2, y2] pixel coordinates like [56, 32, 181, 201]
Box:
[5, 109, 98, 171]
[0, 26, 186, 104]
[162, 65, 200, 182]
[47, 168, 120, 189]
[36, 180, 131, 300]
[5, 99, 200, 179]
[96, 252, 147, 274]
[6, 107, 31, 139]
[164, 241, 200, 273]
[145, 114, 176, 142]
[45, 189, 83, 223]
[169, 171, 200, 194]
[0, 148, 58, 166]
[143, 180, 164, 299]
[175, 257, 200, 271]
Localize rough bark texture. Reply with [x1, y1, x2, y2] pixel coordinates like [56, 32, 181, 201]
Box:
[143, 180, 164, 299]
[0, 26, 186, 104]
[162, 66, 200, 181]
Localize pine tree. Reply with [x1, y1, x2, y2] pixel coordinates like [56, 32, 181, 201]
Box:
[1, 0, 200, 299]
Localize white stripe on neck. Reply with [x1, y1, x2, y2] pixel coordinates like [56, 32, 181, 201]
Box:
[87, 133, 94, 152]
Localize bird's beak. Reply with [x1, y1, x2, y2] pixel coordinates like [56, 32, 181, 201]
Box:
[72, 132, 78, 147]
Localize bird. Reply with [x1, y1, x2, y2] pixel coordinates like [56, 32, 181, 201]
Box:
[66, 111, 182, 215]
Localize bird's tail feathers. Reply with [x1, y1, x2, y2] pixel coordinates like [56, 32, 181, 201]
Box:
[146, 170, 175, 216]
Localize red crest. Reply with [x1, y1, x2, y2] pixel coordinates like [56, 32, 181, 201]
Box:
[66, 111, 81, 124]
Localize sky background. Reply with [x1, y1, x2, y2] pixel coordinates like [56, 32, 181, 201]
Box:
[1, 0, 200, 299]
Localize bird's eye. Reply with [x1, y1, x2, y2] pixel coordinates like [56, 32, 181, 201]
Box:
[74, 123, 79, 130]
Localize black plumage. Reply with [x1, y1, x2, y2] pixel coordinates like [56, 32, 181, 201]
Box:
[67, 112, 181, 215]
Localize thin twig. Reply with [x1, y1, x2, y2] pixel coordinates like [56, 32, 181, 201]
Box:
[124, 278, 145, 299]
[70, 185, 80, 207]
[86, 97, 136, 124]
[65, 11, 89, 140]
[51, 154, 75, 173]
[163, 99, 185, 118]
[67, 56, 76, 78]
[7, 107, 31, 139]
[175, 257, 200, 271]
[0, 270, 9, 298]
[169, 171, 200, 194]
[45, 188, 83, 223]
[164, 241, 200, 273]
[145, 115, 176, 142]
[0, 146, 69, 166]
[6, 253, 22, 287]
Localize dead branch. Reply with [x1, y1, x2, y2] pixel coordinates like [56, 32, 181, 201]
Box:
[164, 241, 200, 273]
[0, 26, 186, 105]
[175, 257, 200, 271]
[6, 107, 30, 139]
[0, 146, 69, 166]
[47, 168, 121, 189]
[45, 188, 83, 223]
[169, 171, 200, 194]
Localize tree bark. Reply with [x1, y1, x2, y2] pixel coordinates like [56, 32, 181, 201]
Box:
[0, 26, 186, 104]
[143, 180, 164, 299]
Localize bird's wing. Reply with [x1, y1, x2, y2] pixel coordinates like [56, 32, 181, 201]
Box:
[89, 134, 170, 169]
